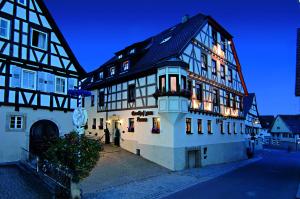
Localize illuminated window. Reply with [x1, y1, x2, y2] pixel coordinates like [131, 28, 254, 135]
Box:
[212, 59, 217, 75]
[159, 75, 166, 92]
[109, 67, 115, 76]
[128, 118, 134, 132]
[122, 60, 130, 71]
[208, 120, 212, 134]
[0, 18, 10, 39]
[10, 116, 23, 129]
[198, 119, 202, 134]
[186, 118, 192, 134]
[152, 118, 160, 134]
[169, 75, 178, 92]
[31, 29, 47, 50]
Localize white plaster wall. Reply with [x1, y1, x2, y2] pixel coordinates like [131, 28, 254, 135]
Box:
[0, 106, 73, 163]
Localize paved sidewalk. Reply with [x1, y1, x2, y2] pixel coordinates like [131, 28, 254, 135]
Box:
[83, 156, 261, 199]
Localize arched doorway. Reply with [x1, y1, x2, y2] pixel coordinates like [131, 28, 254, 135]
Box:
[29, 120, 59, 157]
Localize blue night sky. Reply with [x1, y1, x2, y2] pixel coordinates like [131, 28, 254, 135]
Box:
[44, 0, 300, 115]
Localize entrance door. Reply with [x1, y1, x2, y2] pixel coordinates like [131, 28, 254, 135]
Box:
[113, 120, 120, 146]
[29, 120, 59, 157]
[187, 150, 200, 169]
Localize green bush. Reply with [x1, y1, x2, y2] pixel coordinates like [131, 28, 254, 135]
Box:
[44, 132, 102, 183]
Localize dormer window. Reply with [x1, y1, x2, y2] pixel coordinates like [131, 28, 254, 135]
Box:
[99, 72, 103, 80]
[122, 60, 130, 72]
[160, 36, 171, 44]
[118, 54, 123, 59]
[109, 67, 115, 76]
[129, 49, 135, 54]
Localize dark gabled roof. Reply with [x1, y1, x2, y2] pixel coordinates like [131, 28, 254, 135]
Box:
[296, 29, 300, 96]
[38, 0, 86, 75]
[278, 115, 300, 133]
[83, 13, 239, 89]
[243, 93, 255, 117]
[259, 115, 275, 129]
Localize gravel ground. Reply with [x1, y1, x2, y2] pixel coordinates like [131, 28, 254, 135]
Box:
[0, 165, 51, 199]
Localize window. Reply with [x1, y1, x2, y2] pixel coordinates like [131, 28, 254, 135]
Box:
[186, 118, 192, 134]
[208, 120, 212, 134]
[109, 67, 115, 76]
[220, 121, 224, 134]
[55, 77, 66, 94]
[128, 84, 136, 102]
[122, 60, 130, 71]
[99, 118, 104, 130]
[233, 123, 236, 134]
[98, 91, 105, 106]
[128, 118, 134, 132]
[232, 94, 237, 109]
[212, 89, 219, 106]
[221, 36, 226, 51]
[10, 116, 23, 129]
[220, 65, 225, 79]
[240, 123, 243, 134]
[91, 95, 95, 107]
[196, 84, 202, 101]
[159, 75, 166, 92]
[31, 29, 47, 50]
[118, 54, 123, 59]
[181, 76, 186, 90]
[198, 119, 202, 134]
[201, 53, 208, 70]
[212, 29, 218, 45]
[211, 59, 217, 75]
[99, 72, 104, 80]
[22, 69, 36, 90]
[129, 49, 135, 54]
[92, 118, 96, 129]
[226, 92, 230, 107]
[227, 122, 231, 134]
[152, 118, 160, 134]
[0, 18, 10, 39]
[18, 0, 26, 5]
[82, 97, 85, 108]
[187, 80, 192, 92]
[228, 69, 233, 82]
[169, 75, 178, 92]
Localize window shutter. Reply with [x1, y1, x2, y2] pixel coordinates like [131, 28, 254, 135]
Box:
[10, 65, 21, 88]
[46, 73, 55, 93]
[37, 71, 47, 92]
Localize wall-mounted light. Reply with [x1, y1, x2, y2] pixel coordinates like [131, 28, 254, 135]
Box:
[106, 120, 111, 125]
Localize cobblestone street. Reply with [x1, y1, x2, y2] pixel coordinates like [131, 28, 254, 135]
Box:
[0, 165, 51, 199]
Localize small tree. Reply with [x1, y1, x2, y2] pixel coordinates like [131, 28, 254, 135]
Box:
[44, 132, 102, 183]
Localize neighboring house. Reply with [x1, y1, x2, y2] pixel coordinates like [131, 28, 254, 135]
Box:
[0, 0, 85, 163]
[82, 14, 249, 171]
[243, 93, 263, 150]
[259, 115, 274, 142]
[296, 29, 300, 97]
[270, 115, 300, 149]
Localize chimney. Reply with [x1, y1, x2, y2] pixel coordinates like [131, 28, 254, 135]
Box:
[182, 15, 189, 24]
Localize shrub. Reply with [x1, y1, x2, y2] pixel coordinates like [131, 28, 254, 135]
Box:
[44, 132, 102, 183]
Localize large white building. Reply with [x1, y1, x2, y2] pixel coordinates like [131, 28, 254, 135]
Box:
[0, 0, 84, 163]
[83, 14, 249, 170]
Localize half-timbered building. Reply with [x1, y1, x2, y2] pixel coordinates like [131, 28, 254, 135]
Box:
[0, 0, 85, 163]
[83, 14, 248, 170]
[296, 28, 300, 97]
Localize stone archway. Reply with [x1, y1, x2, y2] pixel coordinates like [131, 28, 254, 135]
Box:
[29, 120, 59, 157]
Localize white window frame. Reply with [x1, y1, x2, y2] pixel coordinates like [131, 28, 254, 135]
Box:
[31, 28, 48, 50]
[0, 18, 10, 40]
[55, 76, 67, 94]
[18, 0, 26, 5]
[21, 69, 36, 90]
[9, 115, 23, 129]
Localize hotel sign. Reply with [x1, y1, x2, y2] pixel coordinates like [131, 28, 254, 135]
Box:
[131, 111, 154, 117]
[131, 110, 154, 122]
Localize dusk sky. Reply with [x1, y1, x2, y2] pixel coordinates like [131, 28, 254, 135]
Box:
[44, 0, 300, 115]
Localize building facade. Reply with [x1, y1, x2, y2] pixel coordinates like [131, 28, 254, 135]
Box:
[0, 0, 84, 163]
[83, 14, 249, 170]
[243, 93, 263, 150]
[296, 29, 300, 97]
